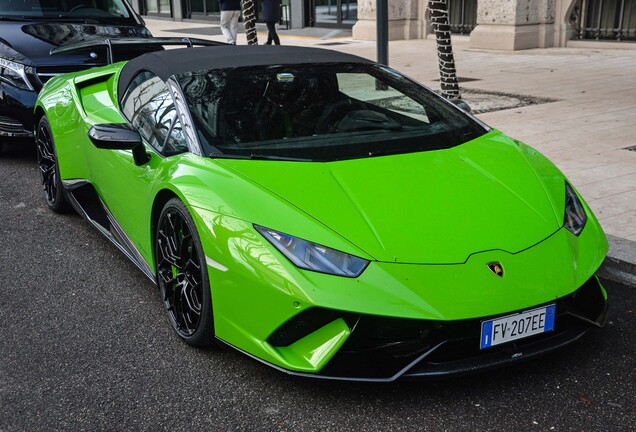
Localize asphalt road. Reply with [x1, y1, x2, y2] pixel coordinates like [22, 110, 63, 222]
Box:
[1, 142, 635, 432]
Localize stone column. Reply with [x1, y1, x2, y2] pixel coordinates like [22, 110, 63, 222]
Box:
[130, 0, 141, 14]
[290, 0, 304, 29]
[352, 0, 422, 41]
[172, 0, 183, 20]
[553, 0, 577, 47]
[470, 0, 556, 50]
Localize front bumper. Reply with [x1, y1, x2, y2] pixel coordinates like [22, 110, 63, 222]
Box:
[250, 275, 607, 381]
[0, 82, 37, 138]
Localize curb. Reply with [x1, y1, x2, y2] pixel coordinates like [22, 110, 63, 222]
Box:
[598, 235, 636, 287]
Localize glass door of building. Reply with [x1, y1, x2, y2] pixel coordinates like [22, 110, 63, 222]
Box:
[311, 0, 357, 28]
[145, 0, 172, 15]
[188, 0, 221, 18]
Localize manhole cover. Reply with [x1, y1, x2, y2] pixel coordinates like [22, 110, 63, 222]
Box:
[450, 88, 559, 114]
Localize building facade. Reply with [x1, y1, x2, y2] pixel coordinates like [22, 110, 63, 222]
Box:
[129, 0, 359, 28]
[352, 0, 636, 49]
[129, 0, 635, 50]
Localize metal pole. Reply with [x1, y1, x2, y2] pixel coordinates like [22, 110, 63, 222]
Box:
[377, 0, 388, 66]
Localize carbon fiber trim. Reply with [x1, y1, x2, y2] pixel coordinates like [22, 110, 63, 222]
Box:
[62, 179, 156, 283]
[248, 275, 607, 381]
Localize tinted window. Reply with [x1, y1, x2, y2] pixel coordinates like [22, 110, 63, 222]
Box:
[178, 64, 486, 162]
[121, 71, 188, 157]
[337, 72, 430, 123]
[1, 0, 132, 19]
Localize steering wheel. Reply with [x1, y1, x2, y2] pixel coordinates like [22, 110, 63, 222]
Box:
[70, 4, 91, 12]
[315, 99, 365, 134]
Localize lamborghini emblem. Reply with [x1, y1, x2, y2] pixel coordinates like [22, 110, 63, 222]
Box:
[488, 262, 504, 277]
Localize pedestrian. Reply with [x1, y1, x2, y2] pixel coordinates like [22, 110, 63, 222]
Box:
[219, 0, 241, 45]
[261, 0, 281, 45]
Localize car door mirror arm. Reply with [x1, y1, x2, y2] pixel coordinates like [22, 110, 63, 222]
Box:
[88, 123, 150, 166]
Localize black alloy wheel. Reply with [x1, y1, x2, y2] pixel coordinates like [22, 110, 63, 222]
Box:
[36, 116, 71, 213]
[156, 198, 214, 346]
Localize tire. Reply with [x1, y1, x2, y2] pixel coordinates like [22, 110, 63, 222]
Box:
[155, 197, 214, 347]
[36, 116, 71, 213]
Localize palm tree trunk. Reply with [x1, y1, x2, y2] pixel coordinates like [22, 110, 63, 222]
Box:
[429, 0, 460, 99]
[242, 0, 258, 45]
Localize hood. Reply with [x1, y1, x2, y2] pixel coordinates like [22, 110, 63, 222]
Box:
[219, 131, 563, 264]
[0, 22, 150, 66]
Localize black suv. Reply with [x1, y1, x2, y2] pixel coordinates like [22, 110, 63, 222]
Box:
[0, 0, 150, 151]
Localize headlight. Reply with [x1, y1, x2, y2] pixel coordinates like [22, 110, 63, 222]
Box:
[564, 182, 587, 236]
[255, 225, 369, 277]
[0, 58, 34, 91]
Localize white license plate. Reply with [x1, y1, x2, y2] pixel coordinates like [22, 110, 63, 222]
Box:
[480, 304, 556, 349]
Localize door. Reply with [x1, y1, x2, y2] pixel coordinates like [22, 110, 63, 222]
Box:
[145, 0, 172, 15]
[312, 0, 357, 28]
[189, 0, 220, 17]
[89, 71, 189, 262]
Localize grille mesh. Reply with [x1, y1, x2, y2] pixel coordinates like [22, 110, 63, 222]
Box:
[0, 115, 26, 133]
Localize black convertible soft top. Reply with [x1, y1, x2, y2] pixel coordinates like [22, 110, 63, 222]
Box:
[117, 45, 373, 102]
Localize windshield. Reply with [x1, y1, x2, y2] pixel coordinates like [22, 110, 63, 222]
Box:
[1, 0, 133, 21]
[178, 64, 487, 162]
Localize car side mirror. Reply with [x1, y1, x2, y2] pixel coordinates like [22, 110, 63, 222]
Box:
[450, 98, 472, 113]
[88, 123, 150, 166]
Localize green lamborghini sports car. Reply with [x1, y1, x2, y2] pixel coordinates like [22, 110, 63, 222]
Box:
[34, 44, 608, 381]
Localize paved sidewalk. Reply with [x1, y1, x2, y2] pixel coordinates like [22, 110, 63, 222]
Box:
[146, 19, 636, 283]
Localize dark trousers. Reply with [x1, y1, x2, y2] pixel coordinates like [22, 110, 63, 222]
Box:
[266, 21, 280, 45]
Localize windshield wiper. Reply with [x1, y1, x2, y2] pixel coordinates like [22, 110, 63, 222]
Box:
[209, 153, 311, 162]
[0, 16, 32, 21]
[209, 152, 247, 159]
[52, 16, 101, 23]
[248, 154, 312, 162]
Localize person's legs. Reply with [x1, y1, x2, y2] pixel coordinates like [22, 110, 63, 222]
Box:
[272, 21, 281, 45]
[229, 10, 240, 44]
[266, 21, 280, 45]
[266, 20, 273, 44]
[220, 10, 236, 44]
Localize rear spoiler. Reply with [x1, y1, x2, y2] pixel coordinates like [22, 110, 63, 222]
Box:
[50, 37, 226, 64]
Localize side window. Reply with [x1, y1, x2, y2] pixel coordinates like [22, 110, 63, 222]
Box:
[165, 117, 187, 155]
[121, 71, 188, 156]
